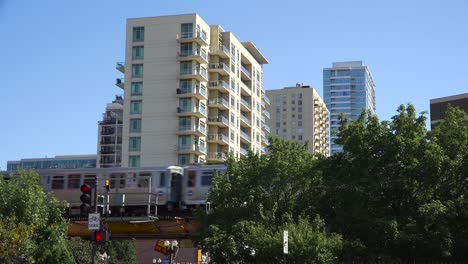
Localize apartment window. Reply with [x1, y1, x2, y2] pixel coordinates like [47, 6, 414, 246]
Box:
[179, 117, 191, 130]
[298, 100, 302, 105]
[130, 100, 142, 114]
[132, 46, 144, 60]
[276, 107, 280, 113]
[180, 62, 192, 75]
[131, 82, 143, 96]
[133, 27, 144, 42]
[129, 118, 142, 133]
[132, 64, 144, 78]
[298, 121, 302, 127]
[283, 121, 286, 126]
[291, 100, 295, 104]
[292, 135, 296, 139]
[298, 107, 302, 112]
[178, 154, 190, 165]
[299, 93, 302, 98]
[292, 114, 295, 118]
[129, 137, 141, 151]
[298, 135, 303, 141]
[179, 80, 192, 93]
[181, 23, 193, 38]
[128, 155, 140, 167]
[178, 135, 191, 150]
[276, 122, 280, 127]
[298, 114, 302, 119]
[180, 43, 193, 57]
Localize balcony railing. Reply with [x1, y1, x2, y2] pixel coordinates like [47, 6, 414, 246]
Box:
[180, 68, 208, 79]
[208, 116, 229, 126]
[177, 85, 207, 98]
[178, 49, 207, 61]
[240, 131, 251, 142]
[240, 147, 248, 156]
[178, 144, 207, 153]
[263, 95, 271, 105]
[208, 80, 229, 90]
[178, 125, 206, 135]
[263, 110, 271, 119]
[209, 45, 230, 57]
[262, 123, 270, 133]
[208, 98, 229, 108]
[240, 114, 251, 126]
[116, 62, 125, 73]
[207, 152, 227, 161]
[208, 134, 229, 143]
[240, 64, 251, 78]
[240, 98, 251, 109]
[178, 106, 207, 116]
[209, 62, 229, 72]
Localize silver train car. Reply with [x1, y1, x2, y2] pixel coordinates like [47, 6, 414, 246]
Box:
[5, 164, 226, 217]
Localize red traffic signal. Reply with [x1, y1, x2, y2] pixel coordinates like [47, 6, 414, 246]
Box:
[80, 184, 91, 193]
[94, 230, 103, 242]
[80, 184, 92, 215]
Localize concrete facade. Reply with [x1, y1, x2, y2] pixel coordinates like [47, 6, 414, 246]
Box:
[117, 14, 270, 166]
[266, 85, 329, 156]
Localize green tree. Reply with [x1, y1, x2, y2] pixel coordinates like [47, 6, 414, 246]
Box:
[199, 138, 342, 263]
[0, 169, 74, 263]
[321, 104, 468, 261]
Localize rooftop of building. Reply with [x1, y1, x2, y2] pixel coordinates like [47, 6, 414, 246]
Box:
[430, 93, 468, 104]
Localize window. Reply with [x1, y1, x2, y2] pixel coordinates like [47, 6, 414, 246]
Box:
[298, 114, 302, 119]
[159, 172, 166, 187]
[128, 155, 140, 167]
[178, 135, 190, 150]
[298, 135, 303, 140]
[181, 23, 193, 38]
[67, 175, 80, 189]
[298, 107, 302, 112]
[276, 122, 280, 127]
[180, 62, 192, 75]
[187, 171, 196, 187]
[201, 171, 214, 186]
[52, 176, 64, 190]
[132, 46, 144, 60]
[131, 82, 143, 96]
[132, 64, 144, 77]
[130, 100, 142, 114]
[298, 100, 302, 105]
[180, 43, 193, 57]
[129, 137, 141, 151]
[178, 154, 190, 165]
[298, 121, 302, 126]
[179, 117, 191, 130]
[133, 27, 144, 42]
[129, 118, 141, 133]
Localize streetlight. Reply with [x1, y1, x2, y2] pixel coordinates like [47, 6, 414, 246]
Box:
[164, 240, 178, 264]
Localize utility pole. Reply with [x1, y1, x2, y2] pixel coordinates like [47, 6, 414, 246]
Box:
[91, 175, 99, 264]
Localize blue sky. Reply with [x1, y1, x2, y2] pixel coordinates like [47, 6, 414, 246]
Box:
[1, 0, 467, 168]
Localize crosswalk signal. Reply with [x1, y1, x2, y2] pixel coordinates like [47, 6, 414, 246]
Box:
[80, 184, 92, 215]
[93, 230, 110, 243]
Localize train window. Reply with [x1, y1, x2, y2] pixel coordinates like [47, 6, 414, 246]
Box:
[67, 175, 81, 189]
[187, 171, 196, 187]
[51, 176, 64, 190]
[84, 175, 96, 188]
[138, 179, 149, 188]
[201, 171, 214, 186]
[159, 172, 166, 187]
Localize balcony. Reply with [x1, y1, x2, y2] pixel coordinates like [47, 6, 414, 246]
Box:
[179, 68, 208, 82]
[177, 31, 209, 46]
[207, 152, 227, 162]
[177, 105, 207, 118]
[115, 78, 124, 89]
[209, 45, 230, 58]
[176, 125, 207, 137]
[207, 116, 229, 127]
[240, 83, 252, 96]
[208, 80, 229, 93]
[116, 62, 125, 73]
[208, 63, 229, 75]
[240, 130, 251, 143]
[208, 98, 229, 110]
[240, 114, 251, 127]
[263, 95, 271, 105]
[262, 123, 270, 133]
[207, 134, 229, 145]
[240, 147, 248, 157]
[178, 49, 208, 64]
[262, 109, 271, 119]
[240, 98, 251, 112]
[177, 144, 207, 155]
[176, 85, 208, 100]
[240, 64, 251, 80]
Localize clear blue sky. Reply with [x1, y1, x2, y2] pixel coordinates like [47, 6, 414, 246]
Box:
[1, 0, 467, 168]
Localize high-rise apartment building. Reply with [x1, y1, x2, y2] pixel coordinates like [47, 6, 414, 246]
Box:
[266, 84, 329, 156]
[430, 93, 468, 129]
[116, 14, 270, 166]
[323, 61, 376, 155]
[97, 95, 124, 168]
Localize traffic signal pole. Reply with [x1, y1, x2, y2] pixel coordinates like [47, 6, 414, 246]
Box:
[92, 176, 98, 264]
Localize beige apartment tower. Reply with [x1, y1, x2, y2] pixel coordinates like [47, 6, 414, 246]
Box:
[266, 85, 329, 156]
[116, 14, 270, 166]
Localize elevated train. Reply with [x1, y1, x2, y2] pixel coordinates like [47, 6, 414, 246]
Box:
[3, 164, 226, 217]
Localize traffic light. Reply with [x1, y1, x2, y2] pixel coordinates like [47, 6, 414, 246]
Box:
[93, 230, 110, 243]
[80, 184, 92, 215]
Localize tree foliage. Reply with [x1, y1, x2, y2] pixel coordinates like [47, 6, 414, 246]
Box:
[0, 169, 74, 263]
[199, 138, 342, 263]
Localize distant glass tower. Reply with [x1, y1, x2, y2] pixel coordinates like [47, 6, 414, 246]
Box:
[323, 61, 376, 155]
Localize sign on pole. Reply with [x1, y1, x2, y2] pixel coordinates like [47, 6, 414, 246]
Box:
[283, 230, 288, 254]
[88, 213, 100, 230]
[154, 240, 168, 254]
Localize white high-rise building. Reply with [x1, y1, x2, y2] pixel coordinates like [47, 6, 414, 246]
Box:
[116, 14, 270, 166]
